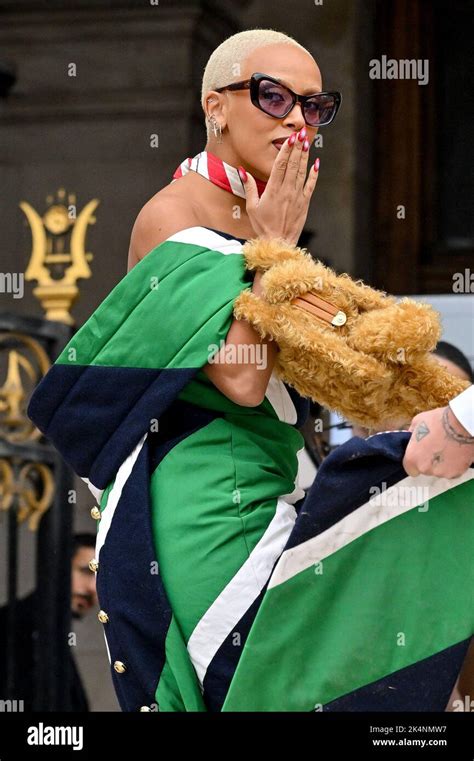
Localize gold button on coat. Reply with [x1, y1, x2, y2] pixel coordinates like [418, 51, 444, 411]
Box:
[90, 507, 101, 520]
[98, 610, 109, 624]
[89, 558, 99, 572]
[139, 706, 151, 712]
[114, 661, 126, 673]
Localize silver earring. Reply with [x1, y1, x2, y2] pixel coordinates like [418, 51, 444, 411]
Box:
[210, 116, 223, 143]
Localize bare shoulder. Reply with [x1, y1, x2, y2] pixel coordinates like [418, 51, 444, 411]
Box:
[127, 185, 198, 270]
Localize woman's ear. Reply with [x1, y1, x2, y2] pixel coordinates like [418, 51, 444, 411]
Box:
[204, 90, 227, 128]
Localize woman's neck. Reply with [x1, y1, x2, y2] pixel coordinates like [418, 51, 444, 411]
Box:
[204, 141, 268, 183]
[191, 167, 248, 211]
[172, 172, 255, 237]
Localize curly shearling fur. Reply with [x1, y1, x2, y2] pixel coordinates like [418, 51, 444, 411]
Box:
[233, 238, 469, 428]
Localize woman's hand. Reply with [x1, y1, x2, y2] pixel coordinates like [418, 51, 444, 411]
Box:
[238, 127, 320, 247]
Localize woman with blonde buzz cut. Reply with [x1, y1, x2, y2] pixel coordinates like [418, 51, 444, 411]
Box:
[28, 28, 474, 714]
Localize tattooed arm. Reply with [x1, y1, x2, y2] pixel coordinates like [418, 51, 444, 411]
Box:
[403, 387, 474, 478]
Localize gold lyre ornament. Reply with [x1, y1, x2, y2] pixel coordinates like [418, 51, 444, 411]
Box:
[0, 458, 55, 532]
[0, 332, 50, 443]
[21, 188, 100, 326]
[0, 333, 55, 530]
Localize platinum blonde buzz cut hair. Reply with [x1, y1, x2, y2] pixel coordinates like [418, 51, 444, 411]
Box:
[201, 28, 313, 140]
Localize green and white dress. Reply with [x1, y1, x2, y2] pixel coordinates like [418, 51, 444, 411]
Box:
[27, 225, 474, 712]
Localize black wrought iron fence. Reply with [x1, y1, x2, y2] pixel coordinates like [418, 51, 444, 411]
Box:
[0, 313, 74, 711]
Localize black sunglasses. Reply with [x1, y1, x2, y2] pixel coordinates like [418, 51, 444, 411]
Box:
[214, 72, 342, 128]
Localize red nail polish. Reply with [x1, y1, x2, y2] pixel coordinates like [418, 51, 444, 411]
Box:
[298, 127, 307, 141]
[313, 157, 320, 172]
[303, 138, 309, 152]
[238, 166, 248, 182]
[289, 132, 297, 146]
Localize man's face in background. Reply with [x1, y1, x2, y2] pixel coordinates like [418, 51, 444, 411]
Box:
[432, 354, 472, 383]
[71, 546, 98, 619]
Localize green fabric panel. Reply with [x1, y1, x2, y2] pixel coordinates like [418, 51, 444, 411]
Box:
[149, 414, 301, 645]
[99, 479, 115, 515]
[54, 240, 248, 369]
[222, 480, 474, 711]
[155, 617, 207, 712]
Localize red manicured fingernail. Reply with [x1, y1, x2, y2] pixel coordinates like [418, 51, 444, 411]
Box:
[298, 127, 307, 141]
[238, 166, 247, 182]
[313, 157, 320, 172]
[302, 138, 309, 152]
[289, 132, 297, 146]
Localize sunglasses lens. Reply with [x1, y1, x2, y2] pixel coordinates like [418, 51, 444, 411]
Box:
[256, 78, 339, 126]
[257, 79, 293, 117]
[304, 94, 337, 126]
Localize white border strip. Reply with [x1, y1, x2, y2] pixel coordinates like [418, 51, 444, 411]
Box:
[81, 476, 104, 505]
[103, 630, 112, 665]
[264, 370, 298, 425]
[166, 226, 244, 255]
[187, 497, 297, 687]
[280, 446, 307, 504]
[95, 432, 148, 560]
[268, 469, 474, 589]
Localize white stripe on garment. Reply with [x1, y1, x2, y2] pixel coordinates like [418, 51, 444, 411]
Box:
[264, 373, 305, 502]
[264, 369, 298, 424]
[280, 446, 307, 504]
[95, 432, 148, 561]
[165, 226, 244, 255]
[187, 496, 298, 687]
[226, 160, 242, 197]
[296, 445, 317, 491]
[268, 468, 474, 589]
[171, 152, 247, 199]
[81, 477, 104, 505]
[103, 630, 112, 665]
[196, 151, 209, 181]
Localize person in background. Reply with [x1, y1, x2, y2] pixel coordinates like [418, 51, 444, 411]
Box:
[70, 533, 99, 620]
[402, 342, 473, 712]
[403, 340, 473, 479]
[351, 341, 473, 445]
[432, 341, 474, 385]
[349, 342, 473, 710]
[0, 533, 98, 711]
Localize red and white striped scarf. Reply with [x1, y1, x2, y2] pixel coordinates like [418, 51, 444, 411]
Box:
[172, 151, 268, 199]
